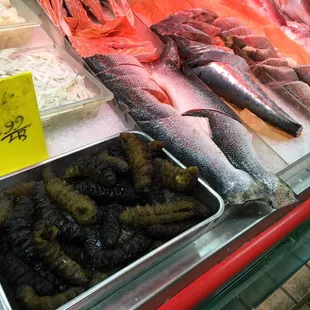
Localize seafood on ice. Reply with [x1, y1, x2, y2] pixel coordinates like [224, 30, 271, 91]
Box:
[151, 13, 303, 137]
[38, 0, 157, 61]
[85, 36, 297, 208]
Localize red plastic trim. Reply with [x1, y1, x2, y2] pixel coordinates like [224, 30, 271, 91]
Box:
[158, 199, 310, 310]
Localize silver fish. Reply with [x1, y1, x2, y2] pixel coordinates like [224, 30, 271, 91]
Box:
[85, 54, 179, 122]
[184, 109, 298, 208]
[139, 116, 270, 206]
[146, 38, 240, 120]
[193, 62, 302, 136]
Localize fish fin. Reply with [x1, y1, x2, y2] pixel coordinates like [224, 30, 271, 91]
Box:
[226, 180, 273, 207]
[183, 108, 242, 124]
[159, 36, 180, 68]
[271, 178, 298, 209]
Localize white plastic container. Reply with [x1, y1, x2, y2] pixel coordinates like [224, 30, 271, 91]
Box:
[0, 0, 42, 49]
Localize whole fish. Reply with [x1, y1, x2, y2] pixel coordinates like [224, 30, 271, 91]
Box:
[192, 62, 302, 136]
[85, 54, 179, 122]
[184, 109, 297, 208]
[139, 116, 270, 206]
[146, 38, 239, 120]
[156, 35, 299, 132]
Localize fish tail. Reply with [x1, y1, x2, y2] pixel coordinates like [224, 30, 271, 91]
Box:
[270, 178, 298, 209]
[225, 179, 273, 207]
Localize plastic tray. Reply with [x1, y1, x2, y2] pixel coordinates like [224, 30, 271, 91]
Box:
[2, 45, 114, 128]
[0, 131, 224, 310]
[0, 0, 42, 49]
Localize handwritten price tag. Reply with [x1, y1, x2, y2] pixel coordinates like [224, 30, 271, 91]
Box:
[0, 72, 48, 176]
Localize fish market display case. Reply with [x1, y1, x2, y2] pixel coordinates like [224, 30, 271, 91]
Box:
[1, 1, 310, 309]
[0, 131, 224, 310]
[1, 45, 114, 128]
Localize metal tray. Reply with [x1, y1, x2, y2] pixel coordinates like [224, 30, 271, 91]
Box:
[0, 131, 224, 310]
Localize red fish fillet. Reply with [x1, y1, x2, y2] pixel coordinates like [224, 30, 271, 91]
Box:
[80, 0, 113, 23]
[39, 0, 158, 62]
[70, 36, 158, 61]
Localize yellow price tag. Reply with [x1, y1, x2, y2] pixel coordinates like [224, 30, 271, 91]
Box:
[0, 72, 48, 176]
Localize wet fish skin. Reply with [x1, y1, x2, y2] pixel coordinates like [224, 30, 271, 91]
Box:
[212, 17, 245, 31]
[184, 20, 220, 37]
[162, 8, 218, 24]
[171, 36, 249, 72]
[192, 62, 302, 137]
[146, 38, 240, 121]
[139, 116, 270, 206]
[151, 23, 213, 45]
[184, 109, 297, 208]
[270, 81, 310, 110]
[259, 58, 289, 67]
[241, 46, 279, 62]
[220, 26, 256, 40]
[294, 66, 310, 86]
[253, 65, 299, 84]
[85, 54, 179, 121]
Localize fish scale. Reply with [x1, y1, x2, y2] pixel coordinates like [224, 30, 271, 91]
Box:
[146, 39, 240, 121]
[192, 62, 302, 136]
[140, 116, 270, 206]
[183, 109, 297, 208]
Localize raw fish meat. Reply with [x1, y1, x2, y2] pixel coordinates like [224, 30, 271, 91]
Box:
[220, 26, 256, 40]
[243, 0, 310, 52]
[274, 0, 310, 26]
[151, 14, 302, 136]
[39, 0, 158, 61]
[184, 109, 297, 208]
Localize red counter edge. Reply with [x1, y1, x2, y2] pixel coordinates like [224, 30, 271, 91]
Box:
[158, 198, 310, 310]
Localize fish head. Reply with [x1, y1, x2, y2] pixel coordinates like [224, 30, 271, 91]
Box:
[159, 36, 181, 69]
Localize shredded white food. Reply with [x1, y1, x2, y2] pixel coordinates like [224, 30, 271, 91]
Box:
[0, 0, 25, 25]
[0, 48, 95, 111]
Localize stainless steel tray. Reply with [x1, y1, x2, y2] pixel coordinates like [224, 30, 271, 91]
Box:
[0, 131, 224, 310]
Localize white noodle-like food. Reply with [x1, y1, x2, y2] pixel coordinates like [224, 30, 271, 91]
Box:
[0, 48, 95, 111]
[0, 0, 25, 25]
